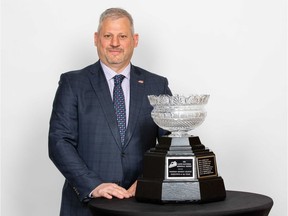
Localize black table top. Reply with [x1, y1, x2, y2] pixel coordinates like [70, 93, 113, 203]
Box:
[89, 190, 273, 216]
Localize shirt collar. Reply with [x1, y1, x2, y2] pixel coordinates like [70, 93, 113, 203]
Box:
[100, 61, 131, 81]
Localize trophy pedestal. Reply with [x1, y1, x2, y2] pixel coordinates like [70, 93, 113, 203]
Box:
[135, 136, 226, 203]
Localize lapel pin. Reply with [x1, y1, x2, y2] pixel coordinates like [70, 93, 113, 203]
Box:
[138, 80, 144, 84]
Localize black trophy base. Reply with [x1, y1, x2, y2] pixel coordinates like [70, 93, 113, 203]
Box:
[136, 177, 226, 203]
[135, 136, 226, 204]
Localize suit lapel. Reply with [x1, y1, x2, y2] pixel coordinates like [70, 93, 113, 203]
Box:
[124, 65, 145, 149]
[88, 62, 122, 150]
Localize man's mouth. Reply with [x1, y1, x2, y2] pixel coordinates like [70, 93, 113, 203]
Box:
[108, 49, 122, 54]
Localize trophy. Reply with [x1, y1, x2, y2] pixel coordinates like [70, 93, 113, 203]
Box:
[135, 94, 226, 203]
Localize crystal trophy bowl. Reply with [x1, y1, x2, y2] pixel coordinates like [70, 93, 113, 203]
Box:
[148, 94, 210, 137]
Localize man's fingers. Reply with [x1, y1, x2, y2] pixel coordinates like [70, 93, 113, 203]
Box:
[92, 183, 132, 199]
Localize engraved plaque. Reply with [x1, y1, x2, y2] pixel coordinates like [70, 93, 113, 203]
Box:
[166, 157, 194, 179]
[197, 155, 217, 178]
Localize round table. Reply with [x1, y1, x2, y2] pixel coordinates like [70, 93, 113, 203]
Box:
[88, 191, 273, 216]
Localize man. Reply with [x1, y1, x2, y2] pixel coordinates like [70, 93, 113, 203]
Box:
[49, 8, 171, 216]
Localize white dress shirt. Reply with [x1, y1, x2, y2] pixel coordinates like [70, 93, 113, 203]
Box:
[100, 61, 130, 126]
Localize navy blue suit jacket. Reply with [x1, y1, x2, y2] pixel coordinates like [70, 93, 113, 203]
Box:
[49, 61, 171, 216]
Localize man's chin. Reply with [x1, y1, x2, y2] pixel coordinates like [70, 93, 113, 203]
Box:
[107, 59, 123, 65]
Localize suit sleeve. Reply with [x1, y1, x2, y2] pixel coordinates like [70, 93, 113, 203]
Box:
[157, 77, 173, 137]
[48, 74, 101, 202]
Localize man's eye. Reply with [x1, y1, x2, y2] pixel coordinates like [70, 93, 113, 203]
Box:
[104, 35, 112, 39]
[119, 35, 127, 40]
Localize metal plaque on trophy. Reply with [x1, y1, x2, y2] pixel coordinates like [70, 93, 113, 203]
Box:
[135, 95, 226, 203]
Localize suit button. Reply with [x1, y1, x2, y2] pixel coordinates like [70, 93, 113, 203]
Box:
[121, 152, 125, 158]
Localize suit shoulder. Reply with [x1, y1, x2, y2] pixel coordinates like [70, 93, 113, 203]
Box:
[132, 65, 167, 81]
[132, 65, 171, 94]
[61, 63, 96, 78]
[57, 63, 99, 90]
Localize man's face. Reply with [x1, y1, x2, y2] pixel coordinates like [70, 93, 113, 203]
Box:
[94, 17, 139, 72]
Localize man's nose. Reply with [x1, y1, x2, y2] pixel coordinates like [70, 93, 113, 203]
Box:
[110, 36, 120, 47]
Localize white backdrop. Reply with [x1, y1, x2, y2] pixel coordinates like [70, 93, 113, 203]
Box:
[1, 0, 287, 215]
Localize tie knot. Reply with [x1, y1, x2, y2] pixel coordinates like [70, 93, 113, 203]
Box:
[114, 75, 125, 85]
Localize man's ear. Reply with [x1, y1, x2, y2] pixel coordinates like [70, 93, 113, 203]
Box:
[134, 34, 139, 47]
[94, 32, 99, 47]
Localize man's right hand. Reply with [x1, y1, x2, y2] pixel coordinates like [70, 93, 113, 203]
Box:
[91, 183, 133, 199]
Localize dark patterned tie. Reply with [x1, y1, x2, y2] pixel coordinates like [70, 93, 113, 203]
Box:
[113, 75, 126, 145]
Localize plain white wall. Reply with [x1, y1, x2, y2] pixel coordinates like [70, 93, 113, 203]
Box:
[1, 0, 287, 215]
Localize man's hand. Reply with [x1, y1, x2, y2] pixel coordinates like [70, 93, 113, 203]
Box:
[91, 183, 133, 199]
[127, 181, 137, 196]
